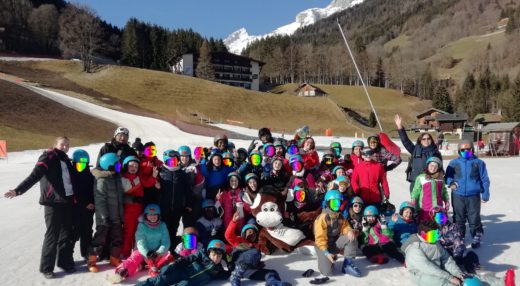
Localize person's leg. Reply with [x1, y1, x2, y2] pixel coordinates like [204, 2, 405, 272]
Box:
[451, 192, 468, 239]
[56, 202, 75, 271]
[119, 249, 145, 277]
[381, 242, 405, 263]
[80, 208, 94, 258]
[462, 251, 480, 274]
[336, 235, 361, 276]
[122, 203, 142, 258]
[230, 249, 262, 285]
[109, 222, 124, 262]
[40, 205, 61, 274]
[415, 273, 458, 286]
[314, 245, 333, 277]
[467, 195, 483, 241]
[135, 263, 187, 286]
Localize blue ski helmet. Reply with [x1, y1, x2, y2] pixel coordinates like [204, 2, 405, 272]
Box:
[178, 145, 192, 157]
[332, 165, 345, 174]
[350, 196, 364, 205]
[363, 205, 379, 216]
[324, 189, 343, 202]
[426, 156, 443, 169]
[123, 155, 139, 167]
[245, 173, 258, 183]
[227, 171, 241, 182]
[399, 201, 416, 214]
[241, 224, 259, 238]
[72, 149, 89, 163]
[99, 153, 120, 171]
[201, 199, 216, 209]
[289, 154, 303, 164]
[463, 277, 482, 286]
[207, 239, 226, 254]
[352, 140, 365, 148]
[144, 204, 161, 215]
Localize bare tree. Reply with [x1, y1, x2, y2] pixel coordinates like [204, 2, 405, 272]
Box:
[59, 4, 102, 73]
[28, 4, 59, 53]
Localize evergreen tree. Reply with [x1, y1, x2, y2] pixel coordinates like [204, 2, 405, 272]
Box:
[368, 111, 377, 128]
[373, 57, 385, 87]
[504, 73, 520, 121]
[456, 73, 475, 113]
[195, 40, 215, 81]
[121, 18, 140, 67]
[433, 85, 454, 113]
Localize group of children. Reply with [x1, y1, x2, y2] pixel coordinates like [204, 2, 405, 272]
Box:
[6, 126, 516, 286]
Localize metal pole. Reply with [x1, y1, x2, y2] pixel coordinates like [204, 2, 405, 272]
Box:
[336, 19, 383, 132]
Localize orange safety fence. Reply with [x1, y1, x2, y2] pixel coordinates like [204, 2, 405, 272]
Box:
[0, 140, 6, 158]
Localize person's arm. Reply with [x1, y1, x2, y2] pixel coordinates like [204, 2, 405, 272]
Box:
[224, 218, 242, 247]
[397, 128, 416, 154]
[405, 244, 455, 279]
[445, 161, 457, 188]
[410, 175, 422, 203]
[314, 214, 330, 254]
[135, 223, 149, 257]
[380, 166, 390, 199]
[13, 152, 51, 196]
[351, 169, 360, 194]
[156, 223, 171, 256]
[479, 160, 490, 201]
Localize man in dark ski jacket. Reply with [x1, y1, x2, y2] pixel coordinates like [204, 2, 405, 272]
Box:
[96, 127, 137, 168]
[5, 136, 76, 279]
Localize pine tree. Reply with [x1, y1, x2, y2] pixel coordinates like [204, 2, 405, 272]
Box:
[121, 18, 140, 67]
[195, 40, 215, 81]
[373, 57, 385, 87]
[433, 85, 454, 113]
[368, 111, 377, 128]
[504, 74, 520, 121]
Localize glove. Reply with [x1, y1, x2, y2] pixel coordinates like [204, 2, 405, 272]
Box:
[248, 139, 258, 153]
[147, 251, 158, 260]
[211, 228, 217, 237]
[362, 217, 369, 232]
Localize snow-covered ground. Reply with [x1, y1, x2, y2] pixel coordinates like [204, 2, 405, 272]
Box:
[0, 84, 519, 285]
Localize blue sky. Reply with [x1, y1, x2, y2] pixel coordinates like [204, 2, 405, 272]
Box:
[74, 0, 331, 39]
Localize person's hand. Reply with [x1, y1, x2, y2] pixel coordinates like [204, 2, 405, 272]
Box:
[444, 202, 450, 212]
[216, 190, 223, 201]
[391, 213, 398, 223]
[380, 215, 388, 229]
[481, 200, 487, 204]
[347, 230, 356, 242]
[152, 166, 159, 178]
[147, 251, 158, 260]
[362, 217, 369, 232]
[449, 276, 462, 286]
[232, 211, 240, 222]
[394, 114, 403, 130]
[86, 203, 95, 210]
[4, 190, 16, 199]
[248, 139, 258, 153]
[326, 253, 337, 263]
[155, 181, 161, 189]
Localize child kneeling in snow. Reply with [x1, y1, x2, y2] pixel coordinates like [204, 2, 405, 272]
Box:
[226, 211, 292, 286]
[360, 205, 405, 264]
[403, 220, 516, 286]
[109, 204, 172, 283]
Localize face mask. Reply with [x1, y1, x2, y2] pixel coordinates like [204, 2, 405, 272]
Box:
[193, 147, 205, 161]
[223, 158, 233, 167]
[291, 161, 303, 172]
[287, 145, 299, 156]
[294, 189, 306, 202]
[246, 233, 256, 242]
[264, 146, 275, 157]
[166, 157, 179, 168]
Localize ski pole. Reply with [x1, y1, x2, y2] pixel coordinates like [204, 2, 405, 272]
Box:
[336, 18, 383, 132]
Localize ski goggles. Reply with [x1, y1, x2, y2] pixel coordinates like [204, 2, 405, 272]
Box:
[338, 180, 350, 189]
[250, 154, 262, 166]
[75, 157, 89, 172]
[193, 147, 205, 161]
[329, 199, 341, 212]
[421, 229, 440, 244]
[182, 233, 197, 250]
[223, 158, 233, 167]
[294, 189, 306, 202]
[264, 145, 275, 157]
[144, 146, 157, 158]
[166, 157, 179, 168]
[323, 156, 334, 165]
[287, 145, 299, 156]
[291, 161, 303, 172]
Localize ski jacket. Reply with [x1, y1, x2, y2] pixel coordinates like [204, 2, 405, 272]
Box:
[72, 167, 95, 207]
[199, 161, 234, 192]
[121, 173, 144, 204]
[402, 234, 463, 283]
[445, 156, 490, 201]
[314, 208, 352, 255]
[196, 216, 223, 233]
[388, 214, 417, 247]
[398, 129, 442, 182]
[301, 149, 320, 171]
[92, 168, 124, 226]
[351, 160, 389, 204]
[14, 148, 75, 205]
[169, 249, 229, 285]
[361, 221, 393, 246]
[261, 169, 290, 195]
[135, 220, 170, 257]
[411, 173, 449, 214]
[139, 156, 163, 188]
[350, 153, 363, 168]
[95, 139, 137, 168]
[439, 221, 466, 258]
[224, 219, 258, 249]
[218, 187, 251, 231]
[371, 146, 402, 171]
[159, 167, 192, 216]
[182, 162, 205, 199]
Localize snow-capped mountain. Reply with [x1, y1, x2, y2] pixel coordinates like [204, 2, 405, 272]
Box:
[224, 0, 364, 55]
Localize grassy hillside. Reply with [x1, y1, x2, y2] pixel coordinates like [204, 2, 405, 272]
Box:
[0, 79, 116, 151]
[0, 60, 366, 136]
[271, 84, 431, 134]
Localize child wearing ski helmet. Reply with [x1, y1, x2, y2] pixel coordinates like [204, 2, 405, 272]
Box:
[301, 137, 320, 171]
[222, 151, 236, 169]
[88, 152, 125, 272]
[312, 190, 361, 284]
[446, 139, 490, 249]
[315, 150, 337, 193]
[199, 148, 235, 200]
[261, 156, 291, 196]
[285, 184, 321, 239]
[178, 145, 205, 222]
[109, 204, 172, 283]
[360, 205, 404, 264]
[131, 137, 144, 158]
[287, 154, 317, 193]
[350, 140, 365, 168]
[388, 201, 418, 247]
[196, 199, 224, 246]
[159, 149, 194, 250]
[225, 211, 292, 286]
[346, 196, 365, 233]
[241, 173, 260, 206]
[139, 141, 163, 205]
[367, 134, 402, 171]
[174, 227, 204, 257]
[120, 155, 144, 258]
[236, 148, 248, 166]
[430, 207, 481, 274]
[71, 149, 96, 260]
[411, 156, 449, 222]
[136, 239, 230, 286]
[351, 147, 390, 210]
[217, 172, 251, 236]
[214, 134, 229, 152]
[238, 150, 264, 179]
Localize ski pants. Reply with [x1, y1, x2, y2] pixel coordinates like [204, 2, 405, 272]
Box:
[121, 203, 144, 257]
[451, 192, 483, 238]
[115, 250, 173, 277]
[362, 242, 405, 263]
[40, 202, 75, 273]
[89, 222, 123, 258]
[314, 234, 358, 276]
[143, 186, 160, 206]
[231, 248, 283, 283]
[73, 204, 94, 258]
[410, 271, 505, 286]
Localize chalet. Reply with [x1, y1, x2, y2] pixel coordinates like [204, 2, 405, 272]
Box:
[473, 113, 502, 127]
[294, 83, 328, 97]
[481, 122, 520, 156]
[436, 112, 468, 133]
[415, 108, 448, 129]
[170, 52, 264, 91]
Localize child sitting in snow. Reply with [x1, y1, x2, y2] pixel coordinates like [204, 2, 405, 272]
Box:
[196, 199, 224, 246]
[360, 205, 405, 264]
[109, 204, 172, 283]
[174, 227, 204, 258]
[411, 156, 449, 222]
[388, 201, 418, 247]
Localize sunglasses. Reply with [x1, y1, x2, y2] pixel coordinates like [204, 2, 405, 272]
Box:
[182, 233, 197, 250]
[421, 229, 440, 244]
[460, 148, 471, 152]
[323, 156, 334, 165]
[352, 203, 362, 208]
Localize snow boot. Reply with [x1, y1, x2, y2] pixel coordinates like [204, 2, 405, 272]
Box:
[107, 268, 128, 284]
[230, 264, 246, 286]
[471, 232, 482, 249]
[145, 258, 160, 277]
[110, 256, 121, 267]
[309, 276, 330, 284]
[42, 272, 55, 279]
[369, 254, 389, 264]
[265, 271, 292, 286]
[505, 268, 515, 286]
[87, 255, 99, 273]
[342, 257, 361, 277]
